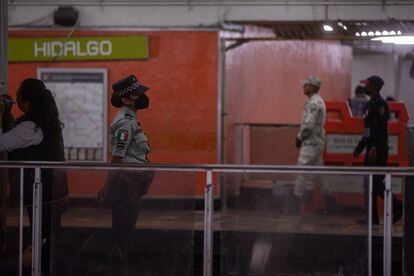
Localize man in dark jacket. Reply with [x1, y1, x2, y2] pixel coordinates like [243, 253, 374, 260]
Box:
[353, 75, 402, 225]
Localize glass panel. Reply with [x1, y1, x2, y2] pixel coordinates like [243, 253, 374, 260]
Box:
[404, 174, 414, 276]
[391, 175, 404, 276]
[4, 167, 30, 275]
[44, 168, 197, 276]
[220, 171, 369, 275]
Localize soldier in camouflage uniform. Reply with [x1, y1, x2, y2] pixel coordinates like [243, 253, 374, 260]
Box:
[97, 75, 154, 269]
[294, 76, 333, 209]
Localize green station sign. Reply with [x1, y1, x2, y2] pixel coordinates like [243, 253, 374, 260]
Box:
[8, 36, 148, 62]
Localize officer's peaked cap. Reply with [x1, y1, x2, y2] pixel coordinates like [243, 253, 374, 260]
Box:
[112, 75, 149, 97]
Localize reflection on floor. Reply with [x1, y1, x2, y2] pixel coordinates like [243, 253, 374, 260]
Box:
[5, 207, 404, 275]
[7, 207, 404, 235]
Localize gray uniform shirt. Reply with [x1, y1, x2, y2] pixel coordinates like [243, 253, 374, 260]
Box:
[110, 106, 151, 164]
[349, 96, 368, 118]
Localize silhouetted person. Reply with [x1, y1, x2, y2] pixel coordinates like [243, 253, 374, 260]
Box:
[0, 78, 68, 275]
[353, 76, 402, 225]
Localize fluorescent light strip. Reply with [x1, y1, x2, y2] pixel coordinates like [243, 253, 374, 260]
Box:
[354, 30, 402, 37]
[372, 36, 414, 45]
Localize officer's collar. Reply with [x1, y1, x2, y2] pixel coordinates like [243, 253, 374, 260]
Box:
[308, 93, 319, 100]
[120, 106, 137, 119]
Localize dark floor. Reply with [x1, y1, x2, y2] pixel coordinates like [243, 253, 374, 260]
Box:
[3, 203, 404, 276]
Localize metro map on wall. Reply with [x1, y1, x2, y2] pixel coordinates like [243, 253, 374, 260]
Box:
[38, 68, 108, 161]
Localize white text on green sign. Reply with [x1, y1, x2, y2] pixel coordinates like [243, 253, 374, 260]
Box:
[8, 36, 148, 62]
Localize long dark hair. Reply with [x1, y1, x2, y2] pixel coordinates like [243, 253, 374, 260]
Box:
[16, 78, 63, 131]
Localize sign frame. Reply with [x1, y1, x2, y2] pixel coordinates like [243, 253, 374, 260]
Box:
[10, 36, 149, 62]
[37, 67, 108, 162]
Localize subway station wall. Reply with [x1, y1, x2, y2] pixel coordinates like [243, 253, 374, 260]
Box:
[8, 30, 218, 196]
[225, 40, 353, 164]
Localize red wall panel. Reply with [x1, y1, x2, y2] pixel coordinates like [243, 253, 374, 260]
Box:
[8, 30, 218, 195]
[225, 40, 353, 164]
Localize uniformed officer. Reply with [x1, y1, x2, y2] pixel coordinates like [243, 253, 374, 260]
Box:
[97, 75, 154, 268]
[353, 75, 402, 224]
[296, 76, 326, 166]
[294, 76, 333, 211]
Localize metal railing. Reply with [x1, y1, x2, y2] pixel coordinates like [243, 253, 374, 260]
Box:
[1, 161, 414, 276]
[8, 1, 414, 7]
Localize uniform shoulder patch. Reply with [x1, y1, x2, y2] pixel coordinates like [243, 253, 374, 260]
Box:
[117, 129, 129, 141]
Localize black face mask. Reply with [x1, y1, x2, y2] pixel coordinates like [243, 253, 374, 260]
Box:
[135, 94, 149, 109]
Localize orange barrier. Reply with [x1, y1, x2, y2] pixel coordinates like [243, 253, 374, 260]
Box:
[324, 101, 409, 167]
[318, 101, 409, 210]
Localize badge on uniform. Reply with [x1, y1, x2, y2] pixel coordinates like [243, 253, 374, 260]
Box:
[117, 130, 129, 141]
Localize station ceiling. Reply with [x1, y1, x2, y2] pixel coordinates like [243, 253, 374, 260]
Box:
[251, 20, 414, 40]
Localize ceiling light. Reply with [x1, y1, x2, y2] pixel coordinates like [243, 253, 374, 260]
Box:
[355, 32, 360, 36]
[382, 30, 389, 35]
[368, 31, 375, 36]
[361, 31, 368, 36]
[397, 31, 402, 35]
[375, 31, 382, 36]
[323, 24, 334, 32]
[337, 22, 343, 27]
[343, 26, 348, 30]
[372, 36, 414, 45]
[389, 31, 396, 35]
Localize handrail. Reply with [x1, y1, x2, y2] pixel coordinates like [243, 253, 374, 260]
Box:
[0, 161, 413, 175]
[8, 1, 414, 7]
[2, 161, 408, 275]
